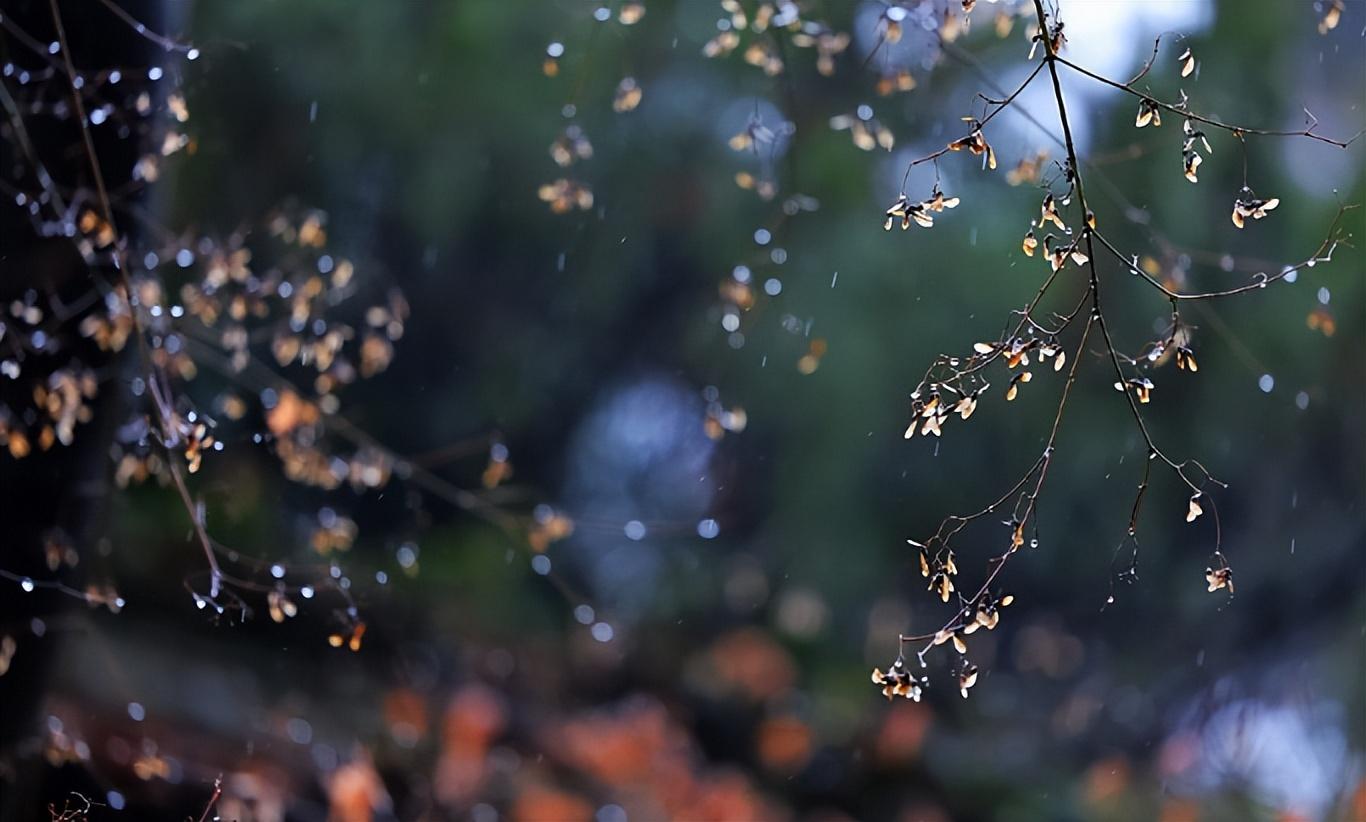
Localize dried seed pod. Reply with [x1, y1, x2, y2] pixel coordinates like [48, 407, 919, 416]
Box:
[1231, 192, 1280, 228]
[1135, 99, 1161, 128]
[871, 659, 925, 701]
[1186, 493, 1204, 523]
[1183, 150, 1202, 183]
[959, 664, 979, 698]
[1177, 47, 1196, 78]
[1205, 565, 1233, 594]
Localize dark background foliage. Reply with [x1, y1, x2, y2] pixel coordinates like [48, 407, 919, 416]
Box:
[2, 1, 1363, 820]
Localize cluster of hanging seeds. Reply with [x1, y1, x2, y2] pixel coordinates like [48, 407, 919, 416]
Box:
[869, 0, 1356, 704]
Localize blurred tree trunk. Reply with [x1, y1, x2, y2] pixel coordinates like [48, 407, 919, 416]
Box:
[0, 0, 156, 814]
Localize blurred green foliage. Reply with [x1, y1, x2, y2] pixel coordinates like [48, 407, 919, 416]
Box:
[7, 0, 1365, 819]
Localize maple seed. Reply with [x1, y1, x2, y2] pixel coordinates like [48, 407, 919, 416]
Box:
[1178, 47, 1196, 78]
[954, 391, 980, 420]
[884, 194, 922, 230]
[926, 185, 961, 212]
[1135, 99, 1161, 128]
[930, 570, 954, 602]
[1183, 119, 1213, 154]
[1231, 192, 1280, 229]
[1038, 194, 1067, 230]
[1115, 378, 1154, 404]
[885, 186, 958, 231]
[920, 409, 945, 437]
[1186, 493, 1204, 523]
[1205, 565, 1234, 594]
[1176, 346, 1198, 372]
[872, 659, 925, 701]
[1183, 150, 1202, 183]
[959, 664, 979, 699]
[947, 120, 996, 169]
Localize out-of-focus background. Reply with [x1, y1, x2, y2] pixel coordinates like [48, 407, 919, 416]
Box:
[1, 1, 1363, 820]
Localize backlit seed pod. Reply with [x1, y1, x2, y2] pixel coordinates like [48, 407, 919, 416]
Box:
[1006, 370, 1032, 401]
[1182, 119, 1213, 154]
[1183, 150, 1202, 183]
[959, 664, 979, 698]
[1187, 495, 1203, 523]
[872, 659, 925, 701]
[930, 571, 954, 602]
[1135, 99, 1161, 128]
[1231, 193, 1279, 229]
[1205, 565, 1233, 594]
[948, 122, 996, 169]
[1038, 194, 1067, 230]
[1178, 47, 1196, 77]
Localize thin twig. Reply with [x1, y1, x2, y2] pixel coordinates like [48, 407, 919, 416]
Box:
[1055, 53, 1363, 148]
